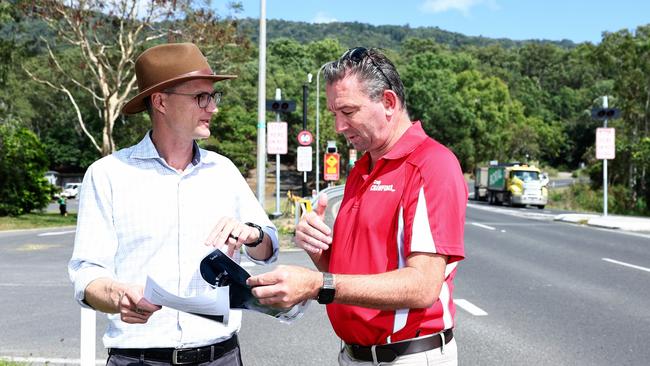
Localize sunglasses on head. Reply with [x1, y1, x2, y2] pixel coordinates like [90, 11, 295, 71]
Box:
[341, 47, 393, 91]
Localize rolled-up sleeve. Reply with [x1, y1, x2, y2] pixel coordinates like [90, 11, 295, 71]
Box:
[68, 162, 118, 307]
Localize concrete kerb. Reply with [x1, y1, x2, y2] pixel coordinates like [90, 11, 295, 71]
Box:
[554, 213, 650, 232]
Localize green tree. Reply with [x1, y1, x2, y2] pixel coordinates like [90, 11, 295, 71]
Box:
[592, 26, 650, 212]
[0, 121, 51, 216]
[23, 0, 247, 157]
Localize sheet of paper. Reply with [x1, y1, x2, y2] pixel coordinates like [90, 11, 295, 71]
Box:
[144, 276, 230, 321]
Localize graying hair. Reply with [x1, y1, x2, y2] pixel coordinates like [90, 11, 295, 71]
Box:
[323, 48, 407, 110]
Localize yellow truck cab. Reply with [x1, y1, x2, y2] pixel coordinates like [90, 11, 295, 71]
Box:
[478, 163, 548, 209]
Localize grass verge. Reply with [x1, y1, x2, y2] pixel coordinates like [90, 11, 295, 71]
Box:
[0, 212, 77, 231]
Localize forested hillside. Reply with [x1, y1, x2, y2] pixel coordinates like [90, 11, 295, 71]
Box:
[236, 18, 577, 50]
[1, 1, 648, 215]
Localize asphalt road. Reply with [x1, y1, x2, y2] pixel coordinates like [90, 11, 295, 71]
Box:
[1, 198, 649, 365]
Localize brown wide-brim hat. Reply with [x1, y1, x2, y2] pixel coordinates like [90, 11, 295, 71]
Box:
[122, 43, 237, 115]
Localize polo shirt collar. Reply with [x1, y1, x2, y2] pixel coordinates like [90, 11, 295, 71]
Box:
[382, 121, 428, 160]
[353, 121, 427, 172]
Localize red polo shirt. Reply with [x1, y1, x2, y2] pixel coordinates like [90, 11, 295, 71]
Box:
[327, 121, 467, 346]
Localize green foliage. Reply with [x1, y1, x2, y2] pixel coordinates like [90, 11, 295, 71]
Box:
[238, 19, 576, 50]
[3, 13, 650, 216]
[0, 121, 51, 216]
[550, 183, 649, 216]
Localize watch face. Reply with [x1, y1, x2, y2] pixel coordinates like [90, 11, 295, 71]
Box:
[317, 288, 335, 304]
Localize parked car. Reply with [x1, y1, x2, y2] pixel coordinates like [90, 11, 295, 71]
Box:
[61, 182, 82, 199]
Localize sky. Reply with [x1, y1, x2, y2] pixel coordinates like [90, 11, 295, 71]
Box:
[217, 0, 650, 44]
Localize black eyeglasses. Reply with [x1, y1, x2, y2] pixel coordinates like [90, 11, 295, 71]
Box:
[342, 47, 393, 91]
[163, 90, 222, 109]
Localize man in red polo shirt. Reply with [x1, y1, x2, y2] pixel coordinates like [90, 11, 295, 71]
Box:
[248, 47, 467, 365]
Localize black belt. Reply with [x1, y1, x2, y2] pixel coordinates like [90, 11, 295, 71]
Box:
[345, 329, 453, 363]
[108, 334, 238, 365]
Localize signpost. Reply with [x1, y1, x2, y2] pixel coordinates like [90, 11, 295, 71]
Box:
[591, 96, 621, 216]
[267, 90, 292, 218]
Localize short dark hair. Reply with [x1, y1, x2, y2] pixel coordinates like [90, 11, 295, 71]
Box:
[143, 96, 153, 116]
[323, 47, 407, 109]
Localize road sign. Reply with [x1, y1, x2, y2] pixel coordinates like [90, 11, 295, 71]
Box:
[297, 146, 312, 172]
[297, 130, 313, 146]
[267, 122, 287, 154]
[596, 127, 615, 160]
[324, 152, 340, 181]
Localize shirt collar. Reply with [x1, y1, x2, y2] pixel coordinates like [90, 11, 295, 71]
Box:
[353, 121, 427, 172]
[130, 131, 205, 166]
[382, 121, 428, 160]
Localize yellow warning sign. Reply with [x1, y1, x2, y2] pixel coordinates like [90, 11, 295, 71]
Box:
[324, 153, 340, 181]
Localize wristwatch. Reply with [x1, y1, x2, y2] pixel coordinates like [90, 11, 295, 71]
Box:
[243, 222, 264, 247]
[317, 272, 336, 304]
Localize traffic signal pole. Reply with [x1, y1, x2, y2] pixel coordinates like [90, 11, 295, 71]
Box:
[274, 89, 282, 217]
[603, 96, 609, 216]
[302, 80, 309, 197]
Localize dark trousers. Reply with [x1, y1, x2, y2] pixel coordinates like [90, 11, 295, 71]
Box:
[106, 345, 243, 366]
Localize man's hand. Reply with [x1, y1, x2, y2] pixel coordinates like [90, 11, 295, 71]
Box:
[205, 217, 261, 257]
[247, 265, 322, 309]
[295, 193, 332, 254]
[117, 285, 161, 324]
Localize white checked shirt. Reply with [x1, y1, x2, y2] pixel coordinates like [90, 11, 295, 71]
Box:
[68, 132, 278, 349]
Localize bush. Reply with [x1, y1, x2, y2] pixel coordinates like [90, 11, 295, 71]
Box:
[550, 183, 649, 216]
[0, 122, 51, 216]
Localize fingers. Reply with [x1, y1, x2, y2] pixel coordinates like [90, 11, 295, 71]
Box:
[247, 269, 286, 288]
[315, 192, 328, 219]
[247, 271, 293, 308]
[206, 218, 257, 257]
[247, 266, 319, 309]
[119, 288, 160, 324]
[295, 212, 332, 254]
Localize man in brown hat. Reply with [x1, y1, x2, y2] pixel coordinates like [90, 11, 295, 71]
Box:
[69, 43, 278, 366]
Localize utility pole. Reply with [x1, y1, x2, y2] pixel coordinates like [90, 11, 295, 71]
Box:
[256, 0, 266, 205]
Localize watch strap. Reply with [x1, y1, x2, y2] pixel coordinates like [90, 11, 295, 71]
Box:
[243, 222, 264, 247]
[317, 272, 336, 304]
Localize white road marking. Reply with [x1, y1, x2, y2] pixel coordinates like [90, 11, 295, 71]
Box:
[38, 230, 76, 237]
[0, 282, 68, 287]
[0, 356, 103, 365]
[454, 299, 488, 316]
[602, 258, 650, 273]
[471, 222, 496, 231]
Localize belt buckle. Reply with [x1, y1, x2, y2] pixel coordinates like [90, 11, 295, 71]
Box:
[172, 348, 195, 365]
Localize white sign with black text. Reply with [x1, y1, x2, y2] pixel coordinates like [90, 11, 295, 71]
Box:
[297, 146, 312, 172]
[596, 127, 615, 160]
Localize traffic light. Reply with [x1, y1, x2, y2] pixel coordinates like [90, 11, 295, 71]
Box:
[266, 99, 296, 113]
[591, 108, 621, 121]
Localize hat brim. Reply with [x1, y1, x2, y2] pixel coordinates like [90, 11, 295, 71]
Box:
[122, 74, 237, 115]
